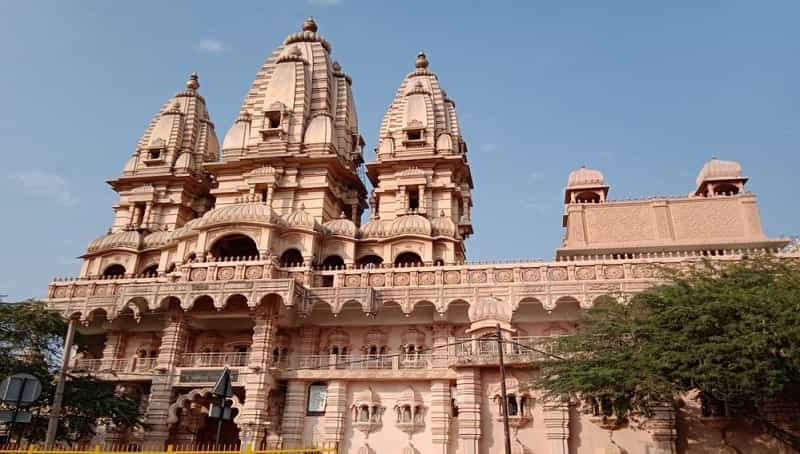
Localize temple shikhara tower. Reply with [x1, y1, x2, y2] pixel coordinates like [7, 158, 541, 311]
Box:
[45, 19, 795, 454]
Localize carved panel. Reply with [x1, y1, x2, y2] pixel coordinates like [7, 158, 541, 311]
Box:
[345, 275, 361, 288]
[495, 270, 513, 283]
[394, 273, 410, 286]
[54, 287, 68, 298]
[74, 286, 88, 297]
[575, 267, 596, 280]
[189, 269, 207, 281]
[93, 285, 108, 296]
[245, 266, 263, 280]
[217, 267, 235, 280]
[419, 272, 435, 285]
[113, 286, 123, 295]
[444, 271, 461, 285]
[604, 265, 624, 279]
[521, 269, 541, 281]
[370, 274, 386, 287]
[468, 271, 487, 283]
[548, 268, 568, 281]
[631, 264, 655, 279]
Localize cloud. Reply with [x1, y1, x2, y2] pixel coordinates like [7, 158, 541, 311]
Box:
[307, 0, 342, 6]
[7, 170, 78, 206]
[196, 39, 225, 54]
[480, 143, 499, 153]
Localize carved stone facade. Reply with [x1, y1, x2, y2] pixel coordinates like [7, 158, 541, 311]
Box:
[45, 18, 796, 454]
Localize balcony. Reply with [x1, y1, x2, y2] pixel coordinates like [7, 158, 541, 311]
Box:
[179, 352, 250, 368]
[451, 336, 558, 366]
[73, 357, 158, 375]
[287, 353, 448, 371]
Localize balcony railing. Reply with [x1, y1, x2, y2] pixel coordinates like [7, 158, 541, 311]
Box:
[452, 336, 559, 363]
[289, 353, 446, 371]
[179, 352, 250, 368]
[73, 358, 130, 373]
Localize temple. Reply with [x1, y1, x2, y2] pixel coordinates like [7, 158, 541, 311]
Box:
[45, 19, 796, 454]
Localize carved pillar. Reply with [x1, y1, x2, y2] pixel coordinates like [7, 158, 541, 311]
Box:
[648, 404, 677, 454]
[322, 380, 347, 447]
[102, 330, 125, 361]
[430, 380, 451, 454]
[239, 305, 279, 447]
[456, 369, 481, 454]
[543, 400, 570, 454]
[144, 314, 188, 449]
[299, 326, 320, 356]
[281, 380, 307, 448]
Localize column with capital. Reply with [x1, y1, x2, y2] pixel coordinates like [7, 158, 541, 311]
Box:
[143, 313, 189, 449]
[239, 304, 279, 448]
[456, 369, 481, 454]
[543, 400, 570, 454]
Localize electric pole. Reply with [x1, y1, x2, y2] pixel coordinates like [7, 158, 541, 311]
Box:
[45, 317, 76, 447]
[496, 324, 512, 454]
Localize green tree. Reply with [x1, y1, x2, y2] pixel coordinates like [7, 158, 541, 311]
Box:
[536, 256, 800, 449]
[0, 300, 143, 444]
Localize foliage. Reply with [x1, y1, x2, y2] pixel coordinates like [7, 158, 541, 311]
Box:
[536, 256, 800, 445]
[0, 300, 143, 444]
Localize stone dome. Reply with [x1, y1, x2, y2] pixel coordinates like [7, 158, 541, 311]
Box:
[695, 157, 744, 186]
[221, 18, 361, 168]
[143, 230, 173, 249]
[122, 73, 219, 176]
[360, 217, 392, 239]
[430, 210, 457, 237]
[567, 166, 605, 188]
[171, 218, 202, 240]
[468, 296, 512, 324]
[87, 229, 143, 253]
[389, 214, 432, 236]
[376, 52, 464, 157]
[283, 205, 320, 231]
[323, 212, 357, 237]
[197, 200, 282, 229]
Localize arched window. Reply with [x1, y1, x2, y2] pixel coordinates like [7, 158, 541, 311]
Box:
[394, 252, 423, 267]
[357, 255, 383, 269]
[210, 234, 258, 259]
[714, 183, 740, 196]
[280, 248, 304, 267]
[140, 264, 158, 276]
[321, 255, 344, 269]
[103, 264, 126, 278]
[434, 259, 444, 266]
[575, 191, 601, 204]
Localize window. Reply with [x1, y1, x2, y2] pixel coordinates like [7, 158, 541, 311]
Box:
[406, 129, 422, 141]
[148, 149, 162, 160]
[507, 394, 518, 416]
[307, 382, 328, 415]
[265, 111, 281, 129]
[451, 385, 459, 417]
[408, 188, 419, 211]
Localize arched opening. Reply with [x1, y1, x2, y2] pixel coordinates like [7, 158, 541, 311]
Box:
[357, 255, 383, 269]
[575, 191, 601, 204]
[714, 183, 740, 196]
[394, 252, 423, 267]
[140, 264, 158, 276]
[434, 259, 445, 266]
[321, 255, 344, 269]
[280, 248, 303, 267]
[210, 234, 258, 259]
[103, 264, 126, 278]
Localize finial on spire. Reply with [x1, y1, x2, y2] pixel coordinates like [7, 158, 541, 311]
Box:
[303, 17, 318, 33]
[186, 72, 199, 90]
[416, 51, 429, 69]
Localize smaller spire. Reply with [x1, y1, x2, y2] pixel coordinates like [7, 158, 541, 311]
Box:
[186, 72, 199, 90]
[416, 51, 429, 69]
[303, 17, 318, 33]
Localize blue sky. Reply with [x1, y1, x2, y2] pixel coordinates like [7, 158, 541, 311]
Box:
[1, 1, 798, 301]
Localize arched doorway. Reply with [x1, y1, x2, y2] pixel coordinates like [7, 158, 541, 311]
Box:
[321, 255, 344, 269]
[210, 234, 258, 259]
[357, 255, 383, 269]
[280, 248, 303, 267]
[394, 252, 423, 267]
[103, 264, 126, 278]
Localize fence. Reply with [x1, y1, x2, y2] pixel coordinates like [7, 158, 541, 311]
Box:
[0, 445, 336, 454]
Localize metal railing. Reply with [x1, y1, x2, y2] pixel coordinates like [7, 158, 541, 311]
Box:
[0, 444, 337, 454]
[73, 358, 130, 373]
[453, 336, 558, 362]
[179, 352, 250, 368]
[289, 353, 442, 371]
